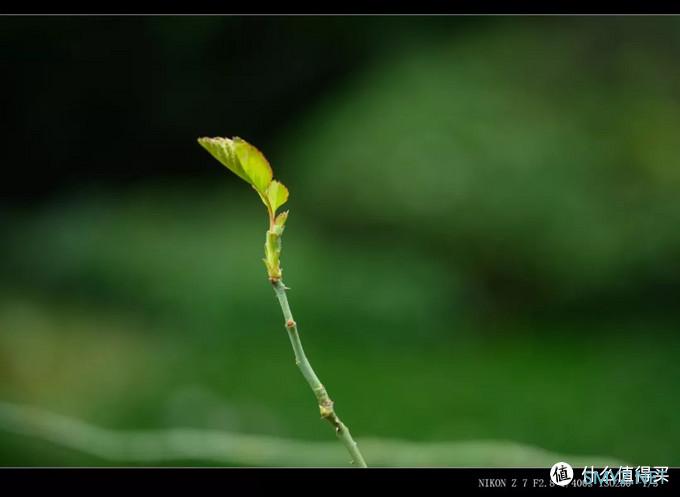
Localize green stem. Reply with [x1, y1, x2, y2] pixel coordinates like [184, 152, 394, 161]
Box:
[271, 279, 368, 468]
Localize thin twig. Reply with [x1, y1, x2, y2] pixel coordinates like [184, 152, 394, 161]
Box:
[271, 279, 367, 468]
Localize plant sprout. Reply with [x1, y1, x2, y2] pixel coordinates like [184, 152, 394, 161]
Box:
[197, 136, 367, 468]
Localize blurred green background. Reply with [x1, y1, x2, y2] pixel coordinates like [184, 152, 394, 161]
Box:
[0, 16, 679, 466]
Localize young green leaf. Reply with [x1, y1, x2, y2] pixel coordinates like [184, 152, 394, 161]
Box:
[274, 210, 289, 228]
[197, 137, 250, 184]
[198, 136, 288, 227]
[233, 137, 273, 194]
[272, 210, 289, 235]
[256, 190, 273, 214]
[266, 180, 289, 213]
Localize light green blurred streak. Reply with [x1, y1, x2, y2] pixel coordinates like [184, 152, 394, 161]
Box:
[0, 402, 626, 467]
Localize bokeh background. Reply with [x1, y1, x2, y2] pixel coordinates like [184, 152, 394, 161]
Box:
[1, 16, 679, 466]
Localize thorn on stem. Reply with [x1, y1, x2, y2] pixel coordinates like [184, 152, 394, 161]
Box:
[286, 319, 296, 329]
